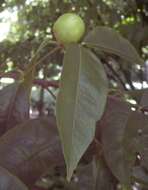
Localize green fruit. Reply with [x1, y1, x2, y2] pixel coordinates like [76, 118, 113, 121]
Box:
[53, 13, 85, 45]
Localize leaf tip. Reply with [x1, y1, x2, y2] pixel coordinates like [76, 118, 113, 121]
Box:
[66, 164, 75, 182]
[66, 170, 73, 182]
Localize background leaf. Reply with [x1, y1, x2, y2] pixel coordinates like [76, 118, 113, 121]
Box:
[67, 157, 116, 190]
[101, 97, 134, 185]
[94, 157, 116, 190]
[124, 111, 148, 184]
[84, 26, 143, 65]
[0, 83, 19, 135]
[0, 166, 28, 190]
[119, 23, 148, 51]
[0, 116, 64, 187]
[56, 44, 108, 180]
[133, 166, 148, 186]
[67, 163, 95, 190]
[0, 70, 34, 135]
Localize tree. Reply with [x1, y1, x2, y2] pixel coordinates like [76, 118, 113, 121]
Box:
[0, 0, 148, 190]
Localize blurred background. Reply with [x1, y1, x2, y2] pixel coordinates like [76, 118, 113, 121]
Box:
[0, 0, 148, 189]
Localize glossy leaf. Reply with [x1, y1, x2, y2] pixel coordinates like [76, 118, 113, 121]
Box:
[0, 116, 64, 187]
[0, 166, 28, 190]
[102, 97, 134, 185]
[56, 44, 108, 180]
[84, 26, 143, 65]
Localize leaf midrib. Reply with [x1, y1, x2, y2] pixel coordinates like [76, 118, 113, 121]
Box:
[68, 45, 82, 171]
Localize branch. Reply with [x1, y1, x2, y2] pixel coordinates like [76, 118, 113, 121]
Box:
[46, 87, 56, 99]
[118, 61, 135, 90]
[34, 79, 59, 88]
[103, 61, 127, 91]
[0, 72, 59, 88]
[24, 42, 61, 79]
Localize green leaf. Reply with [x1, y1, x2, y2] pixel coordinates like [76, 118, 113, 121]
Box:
[56, 44, 108, 180]
[119, 24, 148, 50]
[84, 26, 143, 65]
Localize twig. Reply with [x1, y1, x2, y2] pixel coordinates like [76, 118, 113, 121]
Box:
[46, 87, 56, 100]
[0, 71, 59, 89]
[34, 79, 59, 88]
[0, 71, 59, 88]
[24, 45, 61, 79]
[91, 49, 128, 90]
[103, 61, 127, 90]
[118, 61, 135, 90]
[36, 46, 61, 66]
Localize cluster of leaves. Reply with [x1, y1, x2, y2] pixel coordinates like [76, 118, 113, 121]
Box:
[0, 23, 147, 190]
[0, 0, 148, 190]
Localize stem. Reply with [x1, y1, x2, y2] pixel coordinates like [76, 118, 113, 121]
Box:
[89, 48, 128, 91]
[36, 46, 61, 66]
[33, 79, 59, 88]
[38, 87, 44, 116]
[24, 42, 61, 79]
[104, 61, 127, 91]
[46, 88, 56, 100]
[0, 71, 59, 88]
[118, 61, 135, 90]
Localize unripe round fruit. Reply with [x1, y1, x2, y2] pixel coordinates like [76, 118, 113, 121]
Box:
[53, 13, 85, 45]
